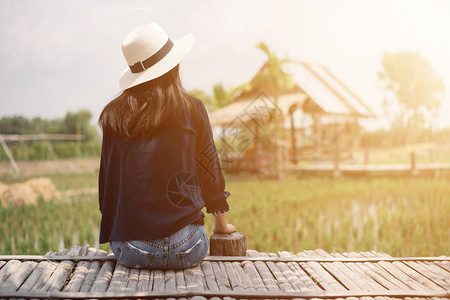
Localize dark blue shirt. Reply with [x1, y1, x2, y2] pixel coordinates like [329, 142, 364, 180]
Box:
[98, 97, 230, 243]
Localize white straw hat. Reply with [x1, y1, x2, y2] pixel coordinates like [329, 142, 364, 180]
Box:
[119, 23, 194, 91]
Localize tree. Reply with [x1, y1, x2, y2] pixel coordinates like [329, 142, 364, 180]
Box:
[60, 109, 98, 141]
[378, 51, 445, 144]
[250, 42, 295, 93]
[189, 89, 215, 111]
[190, 83, 240, 112]
[249, 41, 295, 179]
[212, 83, 238, 109]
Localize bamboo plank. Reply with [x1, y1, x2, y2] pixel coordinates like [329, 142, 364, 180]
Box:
[39, 260, 75, 292]
[200, 261, 218, 292]
[217, 261, 237, 300]
[17, 261, 50, 292]
[242, 261, 267, 292]
[231, 261, 255, 292]
[329, 263, 370, 291]
[63, 248, 97, 292]
[89, 260, 115, 292]
[313, 250, 366, 291]
[223, 262, 244, 291]
[253, 260, 281, 291]
[358, 252, 415, 291]
[279, 251, 321, 292]
[319, 261, 362, 290]
[391, 261, 446, 291]
[299, 260, 347, 291]
[377, 261, 429, 291]
[0, 260, 22, 286]
[107, 263, 129, 292]
[211, 261, 231, 291]
[0, 261, 37, 292]
[79, 249, 107, 292]
[433, 260, 450, 273]
[341, 252, 401, 291]
[126, 267, 140, 291]
[30, 261, 58, 292]
[40, 246, 84, 292]
[403, 261, 450, 290]
[331, 253, 386, 291]
[165, 269, 177, 291]
[184, 264, 205, 292]
[291, 262, 322, 292]
[184, 264, 207, 300]
[274, 261, 303, 291]
[331, 256, 377, 291]
[266, 261, 295, 291]
[152, 269, 165, 291]
[420, 261, 450, 280]
[136, 269, 151, 292]
[341, 253, 392, 300]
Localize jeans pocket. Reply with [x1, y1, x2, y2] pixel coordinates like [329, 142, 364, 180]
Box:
[121, 241, 158, 269]
[176, 231, 209, 269]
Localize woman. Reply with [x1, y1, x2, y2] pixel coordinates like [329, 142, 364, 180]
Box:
[98, 23, 237, 270]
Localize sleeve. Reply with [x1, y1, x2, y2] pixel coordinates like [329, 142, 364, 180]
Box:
[194, 99, 230, 215]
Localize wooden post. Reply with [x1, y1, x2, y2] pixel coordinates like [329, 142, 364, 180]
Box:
[410, 151, 418, 176]
[289, 107, 297, 164]
[364, 149, 369, 165]
[333, 132, 341, 178]
[0, 134, 20, 174]
[76, 123, 81, 158]
[209, 232, 246, 256]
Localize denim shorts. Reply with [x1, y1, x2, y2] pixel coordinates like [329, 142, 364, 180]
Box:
[109, 224, 209, 270]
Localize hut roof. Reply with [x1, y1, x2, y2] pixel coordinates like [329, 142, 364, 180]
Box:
[209, 61, 376, 126]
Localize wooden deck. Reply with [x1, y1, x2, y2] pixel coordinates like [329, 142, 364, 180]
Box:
[0, 245, 449, 299]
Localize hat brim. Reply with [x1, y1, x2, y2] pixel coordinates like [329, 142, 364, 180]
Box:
[119, 33, 195, 91]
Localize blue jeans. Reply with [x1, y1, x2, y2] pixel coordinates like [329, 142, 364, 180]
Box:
[109, 224, 209, 270]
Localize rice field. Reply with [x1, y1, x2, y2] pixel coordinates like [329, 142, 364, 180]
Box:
[0, 173, 449, 256]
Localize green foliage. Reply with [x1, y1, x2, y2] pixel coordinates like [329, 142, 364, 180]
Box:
[0, 109, 99, 141]
[379, 51, 445, 144]
[189, 89, 216, 111]
[0, 141, 101, 161]
[60, 109, 98, 141]
[249, 41, 296, 94]
[0, 110, 101, 161]
[189, 83, 239, 111]
[0, 175, 448, 257]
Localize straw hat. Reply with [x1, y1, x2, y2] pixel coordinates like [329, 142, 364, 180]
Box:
[119, 23, 194, 91]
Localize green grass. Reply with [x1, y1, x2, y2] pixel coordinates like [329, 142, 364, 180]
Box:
[1, 174, 449, 256]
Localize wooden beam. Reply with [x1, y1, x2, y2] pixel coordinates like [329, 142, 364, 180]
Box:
[0, 134, 20, 174]
[0, 289, 448, 299]
[1, 134, 85, 142]
[0, 255, 448, 263]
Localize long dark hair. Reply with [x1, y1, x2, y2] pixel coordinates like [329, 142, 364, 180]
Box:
[99, 65, 193, 140]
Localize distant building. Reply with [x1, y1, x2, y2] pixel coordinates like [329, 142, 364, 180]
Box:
[209, 61, 376, 170]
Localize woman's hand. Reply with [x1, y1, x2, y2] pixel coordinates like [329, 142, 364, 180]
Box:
[213, 214, 238, 234]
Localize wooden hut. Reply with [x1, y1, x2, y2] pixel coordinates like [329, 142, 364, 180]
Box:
[209, 61, 376, 172]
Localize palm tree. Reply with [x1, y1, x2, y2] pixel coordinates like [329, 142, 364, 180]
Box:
[247, 41, 296, 179]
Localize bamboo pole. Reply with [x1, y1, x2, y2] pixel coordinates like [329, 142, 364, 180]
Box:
[0, 134, 20, 174]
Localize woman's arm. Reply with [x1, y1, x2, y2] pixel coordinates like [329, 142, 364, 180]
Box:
[213, 214, 237, 234]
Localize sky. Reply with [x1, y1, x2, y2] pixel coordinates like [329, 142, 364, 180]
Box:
[1, 0, 450, 129]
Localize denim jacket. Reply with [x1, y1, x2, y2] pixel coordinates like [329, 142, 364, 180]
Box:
[98, 97, 230, 243]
